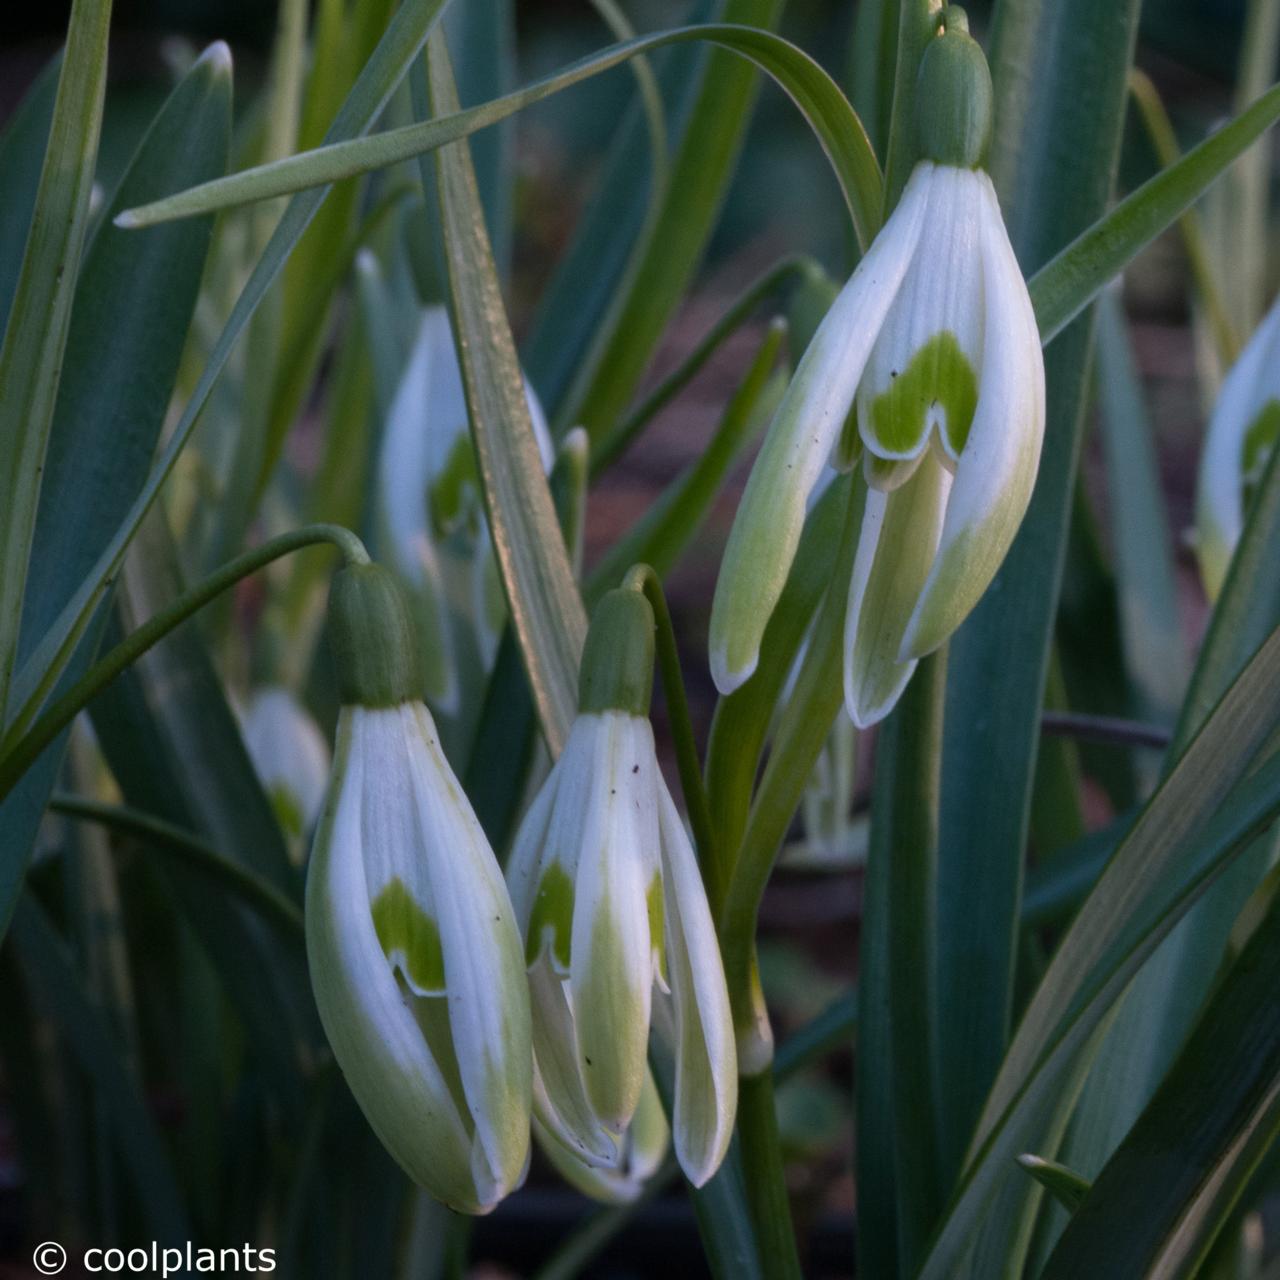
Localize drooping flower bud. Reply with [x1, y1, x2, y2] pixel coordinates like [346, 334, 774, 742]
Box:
[1195, 293, 1280, 599]
[306, 562, 532, 1213]
[376, 303, 553, 703]
[506, 588, 737, 1187]
[239, 686, 330, 857]
[709, 12, 1044, 727]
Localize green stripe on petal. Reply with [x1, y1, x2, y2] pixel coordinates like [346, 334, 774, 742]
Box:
[1243, 399, 1280, 486]
[869, 331, 978, 458]
[372, 875, 446, 994]
[526, 862, 574, 970]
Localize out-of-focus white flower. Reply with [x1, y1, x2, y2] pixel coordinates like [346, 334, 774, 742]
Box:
[306, 564, 532, 1213]
[240, 686, 330, 848]
[376, 306, 552, 692]
[1195, 293, 1280, 600]
[709, 12, 1044, 727]
[506, 589, 737, 1188]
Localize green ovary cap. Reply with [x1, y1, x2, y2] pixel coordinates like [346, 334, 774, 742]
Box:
[327, 562, 423, 707]
[578, 588, 655, 716]
[915, 8, 993, 169]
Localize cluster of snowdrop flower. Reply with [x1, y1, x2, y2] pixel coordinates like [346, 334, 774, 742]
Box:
[307, 563, 734, 1212]
[1195, 291, 1280, 599]
[303, 7, 1056, 1216]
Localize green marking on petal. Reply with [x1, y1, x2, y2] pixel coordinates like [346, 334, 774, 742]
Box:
[527, 862, 574, 970]
[428, 432, 478, 535]
[1243, 399, 1280, 490]
[267, 783, 305, 840]
[647, 873, 666, 987]
[371, 876, 446, 993]
[870, 331, 978, 458]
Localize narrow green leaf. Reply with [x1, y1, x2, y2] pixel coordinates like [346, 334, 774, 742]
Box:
[1094, 289, 1189, 725]
[1017, 1154, 1091, 1214]
[1028, 81, 1280, 346]
[863, 652, 947, 1274]
[704, 476, 850, 903]
[0, 53, 60, 331]
[879, 0, 943, 212]
[933, 0, 1142, 1226]
[442, 0, 516, 278]
[119, 25, 883, 269]
[88, 513, 318, 1113]
[420, 34, 586, 752]
[0, 45, 231, 939]
[9, 892, 189, 1243]
[0, 0, 113, 723]
[1062, 378, 1280, 1222]
[920, 626, 1280, 1277]
[50, 793, 305, 938]
[1044, 884, 1280, 1279]
[7, 0, 450, 743]
[587, 318, 786, 600]
[522, 30, 705, 415]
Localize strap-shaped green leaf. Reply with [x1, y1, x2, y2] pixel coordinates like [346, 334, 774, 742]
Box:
[117, 24, 885, 258]
[919, 626, 1280, 1277]
[1042, 883, 1280, 1279]
[1028, 80, 1280, 345]
[0, 44, 231, 940]
[5, 0, 449, 748]
[421, 34, 586, 751]
[0, 0, 112, 724]
[10, 892, 189, 1242]
[0, 53, 60, 331]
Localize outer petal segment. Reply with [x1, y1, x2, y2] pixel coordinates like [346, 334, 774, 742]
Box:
[708, 168, 931, 694]
[655, 783, 737, 1186]
[901, 183, 1045, 659]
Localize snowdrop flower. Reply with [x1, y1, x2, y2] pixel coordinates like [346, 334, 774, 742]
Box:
[306, 563, 532, 1213]
[377, 305, 553, 684]
[1195, 293, 1280, 600]
[710, 9, 1044, 726]
[240, 686, 330, 851]
[507, 588, 737, 1187]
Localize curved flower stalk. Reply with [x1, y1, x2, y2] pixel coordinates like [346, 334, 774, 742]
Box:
[710, 9, 1045, 727]
[506, 589, 737, 1188]
[305, 563, 532, 1213]
[535, 1070, 670, 1205]
[240, 685, 330, 854]
[1195, 292, 1280, 599]
[377, 305, 552, 691]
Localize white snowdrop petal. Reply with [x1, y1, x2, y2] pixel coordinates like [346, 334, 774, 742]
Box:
[707, 164, 933, 694]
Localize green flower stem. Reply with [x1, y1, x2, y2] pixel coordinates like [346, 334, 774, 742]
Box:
[47, 793, 305, 937]
[592, 255, 817, 475]
[719, 485, 860, 1046]
[1128, 68, 1240, 366]
[0, 524, 368, 798]
[737, 1070, 803, 1279]
[880, 0, 945, 212]
[529, 989, 857, 1280]
[620, 565, 717, 891]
